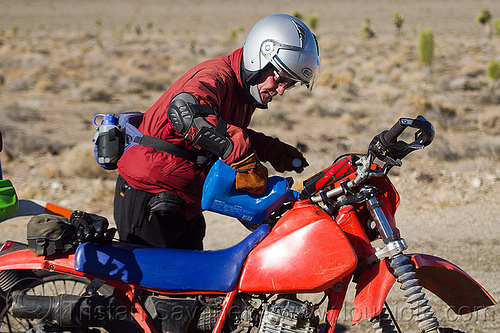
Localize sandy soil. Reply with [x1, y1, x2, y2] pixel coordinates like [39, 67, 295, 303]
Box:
[0, 1, 499, 332]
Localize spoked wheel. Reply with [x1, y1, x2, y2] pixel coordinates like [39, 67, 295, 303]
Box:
[0, 270, 112, 333]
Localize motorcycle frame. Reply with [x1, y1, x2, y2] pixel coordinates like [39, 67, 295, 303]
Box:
[0, 179, 495, 333]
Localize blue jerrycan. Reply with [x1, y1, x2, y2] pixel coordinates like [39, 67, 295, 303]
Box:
[202, 160, 299, 225]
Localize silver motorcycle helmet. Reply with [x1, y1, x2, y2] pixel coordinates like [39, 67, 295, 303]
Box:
[242, 14, 320, 106]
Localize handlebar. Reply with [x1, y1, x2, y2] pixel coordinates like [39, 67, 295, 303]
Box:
[309, 115, 434, 204]
[382, 119, 407, 144]
[376, 115, 435, 160]
[310, 153, 375, 203]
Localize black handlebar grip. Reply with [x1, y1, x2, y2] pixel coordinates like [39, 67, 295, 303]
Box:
[382, 120, 406, 144]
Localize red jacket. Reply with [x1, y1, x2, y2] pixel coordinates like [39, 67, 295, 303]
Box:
[117, 48, 273, 220]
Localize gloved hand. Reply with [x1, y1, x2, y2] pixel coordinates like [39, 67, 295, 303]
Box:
[70, 210, 116, 244]
[264, 138, 309, 173]
[231, 151, 268, 195]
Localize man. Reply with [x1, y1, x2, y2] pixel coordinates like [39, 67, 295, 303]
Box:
[114, 14, 320, 249]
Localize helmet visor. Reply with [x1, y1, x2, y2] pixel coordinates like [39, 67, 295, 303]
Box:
[273, 70, 299, 90]
[261, 39, 320, 90]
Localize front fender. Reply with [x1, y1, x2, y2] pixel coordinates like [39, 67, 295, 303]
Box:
[352, 253, 496, 325]
[409, 253, 496, 314]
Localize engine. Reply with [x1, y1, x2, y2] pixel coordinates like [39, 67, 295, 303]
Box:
[257, 298, 318, 333]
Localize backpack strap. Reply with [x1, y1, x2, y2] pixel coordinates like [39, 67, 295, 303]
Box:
[133, 136, 214, 168]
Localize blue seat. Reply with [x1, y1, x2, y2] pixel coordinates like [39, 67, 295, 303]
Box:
[74, 224, 269, 292]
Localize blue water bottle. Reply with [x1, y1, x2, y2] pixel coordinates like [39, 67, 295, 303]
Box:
[94, 114, 122, 167]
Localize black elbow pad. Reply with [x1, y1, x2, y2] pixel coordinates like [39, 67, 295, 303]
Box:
[167, 92, 234, 159]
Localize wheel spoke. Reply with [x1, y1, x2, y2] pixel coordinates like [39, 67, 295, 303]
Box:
[0, 273, 99, 333]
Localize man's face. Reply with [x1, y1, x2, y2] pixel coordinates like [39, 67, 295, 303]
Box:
[256, 67, 297, 104]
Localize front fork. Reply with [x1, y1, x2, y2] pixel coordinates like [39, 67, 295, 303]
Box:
[366, 187, 441, 333]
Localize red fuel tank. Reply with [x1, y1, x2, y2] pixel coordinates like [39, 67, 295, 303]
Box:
[239, 201, 357, 294]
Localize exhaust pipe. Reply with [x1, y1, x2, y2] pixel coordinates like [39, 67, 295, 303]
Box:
[10, 290, 142, 332]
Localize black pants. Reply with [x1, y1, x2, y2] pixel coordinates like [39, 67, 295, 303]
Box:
[113, 175, 205, 250]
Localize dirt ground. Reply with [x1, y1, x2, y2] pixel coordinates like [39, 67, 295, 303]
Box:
[0, 1, 499, 332]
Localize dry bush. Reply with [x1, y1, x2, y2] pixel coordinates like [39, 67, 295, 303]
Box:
[304, 89, 348, 118]
[3, 100, 45, 122]
[58, 144, 116, 179]
[462, 135, 500, 159]
[478, 90, 500, 104]
[72, 82, 114, 102]
[315, 68, 336, 88]
[334, 69, 355, 87]
[35, 78, 56, 92]
[377, 84, 402, 105]
[39, 144, 116, 180]
[116, 72, 172, 94]
[249, 108, 296, 130]
[6, 76, 33, 91]
[405, 91, 431, 113]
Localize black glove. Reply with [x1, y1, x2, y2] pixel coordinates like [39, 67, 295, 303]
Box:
[263, 138, 308, 173]
[70, 210, 116, 244]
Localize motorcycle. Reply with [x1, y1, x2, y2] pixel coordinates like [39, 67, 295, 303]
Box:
[0, 116, 495, 333]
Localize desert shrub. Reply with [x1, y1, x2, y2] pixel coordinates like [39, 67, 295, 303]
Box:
[230, 28, 237, 40]
[7, 77, 32, 91]
[378, 85, 402, 105]
[73, 83, 113, 102]
[11, 24, 18, 37]
[495, 20, 500, 36]
[418, 28, 434, 66]
[309, 15, 319, 31]
[291, 12, 318, 31]
[3, 100, 45, 122]
[249, 108, 295, 130]
[361, 18, 376, 40]
[393, 12, 404, 36]
[476, 9, 493, 38]
[141, 75, 170, 91]
[304, 96, 347, 118]
[487, 59, 500, 82]
[292, 11, 304, 21]
[59, 144, 114, 179]
[147, 22, 154, 32]
[406, 91, 431, 113]
[334, 68, 355, 86]
[476, 9, 492, 25]
[95, 18, 102, 33]
[229, 27, 244, 40]
[21, 52, 48, 70]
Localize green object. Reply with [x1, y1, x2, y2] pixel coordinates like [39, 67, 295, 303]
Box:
[487, 59, 500, 82]
[0, 179, 18, 219]
[476, 9, 492, 25]
[418, 28, 434, 66]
